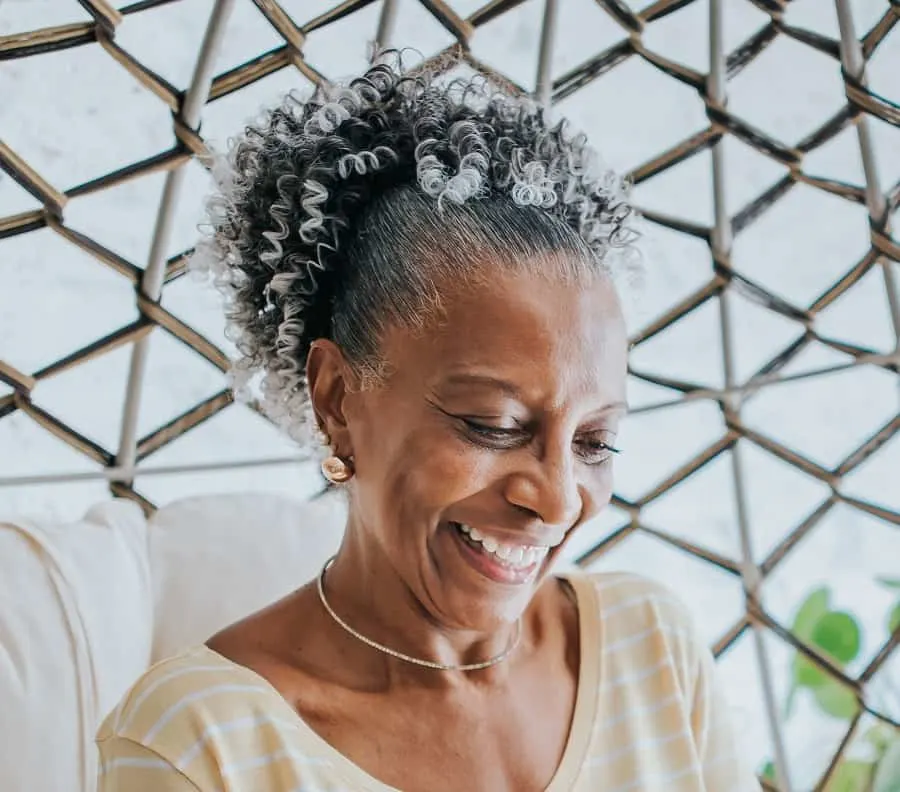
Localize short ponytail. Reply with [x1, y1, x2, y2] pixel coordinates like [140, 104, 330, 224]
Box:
[191, 54, 637, 443]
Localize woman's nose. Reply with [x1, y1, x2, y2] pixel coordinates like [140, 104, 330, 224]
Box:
[502, 450, 583, 529]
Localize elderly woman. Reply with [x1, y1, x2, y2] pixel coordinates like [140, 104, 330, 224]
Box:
[97, 59, 759, 791]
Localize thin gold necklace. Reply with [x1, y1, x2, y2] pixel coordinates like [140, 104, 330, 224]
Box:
[316, 556, 522, 672]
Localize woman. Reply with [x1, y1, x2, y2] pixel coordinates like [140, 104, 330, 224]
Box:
[97, 59, 759, 791]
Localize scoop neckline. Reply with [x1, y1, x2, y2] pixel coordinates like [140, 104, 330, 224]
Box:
[201, 571, 601, 792]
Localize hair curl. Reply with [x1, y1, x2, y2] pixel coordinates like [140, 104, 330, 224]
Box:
[191, 58, 638, 443]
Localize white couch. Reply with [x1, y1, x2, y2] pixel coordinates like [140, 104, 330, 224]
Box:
[0, 492, 347, 792]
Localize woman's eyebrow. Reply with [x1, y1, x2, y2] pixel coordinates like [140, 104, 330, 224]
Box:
[593, 400, 628, 414]
[438, 373, 523, 398]
[438, 375, 629, 415]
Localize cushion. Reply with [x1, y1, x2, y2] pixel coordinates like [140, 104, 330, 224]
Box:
[0, 500, 152, 792]
[148, 491, 346, 663]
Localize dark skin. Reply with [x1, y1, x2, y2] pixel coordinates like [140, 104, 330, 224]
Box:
[209, 263, 628, 792]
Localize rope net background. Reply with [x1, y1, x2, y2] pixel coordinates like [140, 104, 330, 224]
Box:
[1, 0, 899, 788]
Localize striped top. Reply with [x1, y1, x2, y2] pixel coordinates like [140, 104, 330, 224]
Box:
[97, 572, 760, 791]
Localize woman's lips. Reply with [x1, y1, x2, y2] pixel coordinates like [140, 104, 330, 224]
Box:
[448, 522, 544, 585]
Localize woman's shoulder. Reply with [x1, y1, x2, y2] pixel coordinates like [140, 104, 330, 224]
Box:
[564, 567, 697, 620]
[565, 568, 705, 666]
[97, 645, 299, 750]
[586, 569, 697, 621]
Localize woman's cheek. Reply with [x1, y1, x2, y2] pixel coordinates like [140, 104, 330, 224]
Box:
[581, 465, 615, 521]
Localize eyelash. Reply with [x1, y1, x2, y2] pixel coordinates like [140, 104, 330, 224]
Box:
[461, 420, 621, 465]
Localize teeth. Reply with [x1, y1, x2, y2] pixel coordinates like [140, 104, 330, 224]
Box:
[455, 523, 548, 569]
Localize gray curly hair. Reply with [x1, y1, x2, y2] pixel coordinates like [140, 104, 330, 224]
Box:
[191, 58, 638, 443]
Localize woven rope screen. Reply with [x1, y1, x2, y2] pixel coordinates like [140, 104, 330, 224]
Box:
[1, 0, 899, 788]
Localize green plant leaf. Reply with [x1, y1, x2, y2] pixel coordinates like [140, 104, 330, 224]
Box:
[760, 760, 776, 783]
[787, 588, 835, 717]
[793, 653, 827, 688]
[824, 759, 875, 792]
[812, 611, 861, 665]
[872, 737, 900, 792]
[876, 577, 900, 591]
[791, 655, 858, 720]
[888, 603, 900, 636]
[789, 652, 828, 718]
[865, 723, 895, 755]
[792, 587, 831, 641]
[813, 676, 860, 720]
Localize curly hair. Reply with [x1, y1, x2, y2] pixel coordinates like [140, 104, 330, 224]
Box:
[191, 58, 638, 443]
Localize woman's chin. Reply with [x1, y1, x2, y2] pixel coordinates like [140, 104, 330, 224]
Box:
[421, 523, 547, 627]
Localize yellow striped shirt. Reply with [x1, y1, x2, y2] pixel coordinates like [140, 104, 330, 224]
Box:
[97, 571, 760, 791]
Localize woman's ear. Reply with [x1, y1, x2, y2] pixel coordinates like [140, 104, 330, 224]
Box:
[306, 339, 354, 452]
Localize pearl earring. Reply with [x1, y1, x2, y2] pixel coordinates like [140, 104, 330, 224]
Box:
[321, 455, 354, 483]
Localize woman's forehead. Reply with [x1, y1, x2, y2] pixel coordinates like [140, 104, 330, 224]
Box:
[383, 272, 628, 407]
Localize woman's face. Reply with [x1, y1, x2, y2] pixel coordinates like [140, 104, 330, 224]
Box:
[324, 265, 627, 630]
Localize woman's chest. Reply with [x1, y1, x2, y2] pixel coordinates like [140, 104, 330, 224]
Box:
[221, 704, 707, 792]
[306, 685, 577, 792]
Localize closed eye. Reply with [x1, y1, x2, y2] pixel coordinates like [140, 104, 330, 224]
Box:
[575, 438, 621, 465]
[465, 421, 621, 464]
[462, 419, 528, 449]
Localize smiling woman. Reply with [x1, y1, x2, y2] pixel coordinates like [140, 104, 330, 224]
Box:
[96, 56, 760, 792]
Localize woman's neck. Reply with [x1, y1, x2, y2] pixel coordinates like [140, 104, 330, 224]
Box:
[316, 533, 533, 688]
